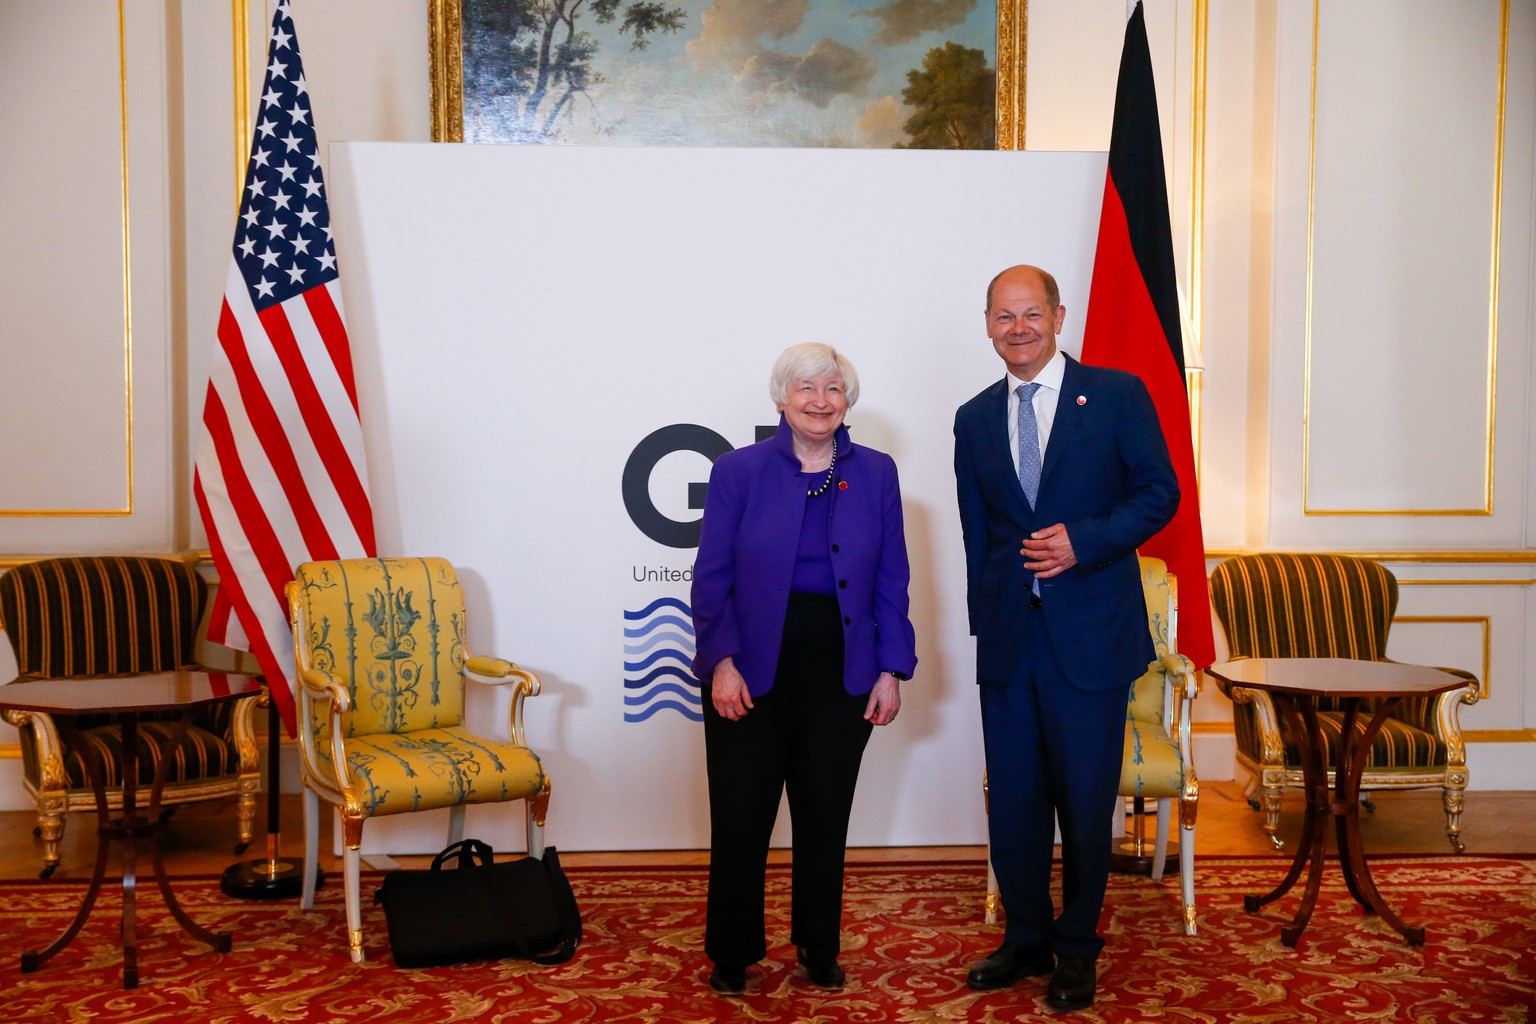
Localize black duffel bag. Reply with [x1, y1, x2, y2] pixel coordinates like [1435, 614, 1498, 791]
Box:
[375, 839, 582, 968]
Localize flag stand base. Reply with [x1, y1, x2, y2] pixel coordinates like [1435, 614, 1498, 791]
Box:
[220, 689, 324, 900]
[220, 854, 318, 900]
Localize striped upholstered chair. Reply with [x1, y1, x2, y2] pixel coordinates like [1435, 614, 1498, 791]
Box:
[0, 556, 261, 876]
[288, 556, 550, 962]
[1209, 553, 1479, 852]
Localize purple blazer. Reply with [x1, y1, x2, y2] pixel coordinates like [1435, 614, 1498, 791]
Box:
[691, 417, 918, 697]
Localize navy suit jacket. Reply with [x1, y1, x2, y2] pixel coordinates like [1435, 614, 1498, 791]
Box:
[953, 354, 1178, 691]
[691, 417, 918, 697]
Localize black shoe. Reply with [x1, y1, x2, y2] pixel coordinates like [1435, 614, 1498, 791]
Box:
[966, 942, 1055, 990]
[796, 947, 846, 989]
[708, 964, 747, 995]
[1046, 955, 1097, 1011]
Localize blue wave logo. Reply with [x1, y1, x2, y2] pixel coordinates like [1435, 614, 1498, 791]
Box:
[623, 596, 702, 722]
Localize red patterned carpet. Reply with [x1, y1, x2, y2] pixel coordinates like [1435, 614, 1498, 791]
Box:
[2, 857, 1532, 1023]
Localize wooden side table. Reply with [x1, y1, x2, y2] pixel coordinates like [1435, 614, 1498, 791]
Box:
[1205, 657, 1474, 948]
[0, 670, 262, 988]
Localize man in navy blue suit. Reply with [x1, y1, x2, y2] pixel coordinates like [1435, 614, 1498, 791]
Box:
[954, 264, 1178, 1010]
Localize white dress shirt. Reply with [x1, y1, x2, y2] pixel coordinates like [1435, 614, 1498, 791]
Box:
[1005, 349, 1067, 480]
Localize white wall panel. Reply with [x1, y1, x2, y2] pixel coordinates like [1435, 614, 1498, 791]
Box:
[1265, 0, 1533, 551]
[1306, 1, 1503, 515]
[0, 5, 133, 515]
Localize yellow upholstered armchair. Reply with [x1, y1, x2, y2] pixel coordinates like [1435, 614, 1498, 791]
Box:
[1209, 553, 1478, 853]
[1120, 556, 1200, 935]
[986, 556, 1199, 935]
[0, 556, 260, 877]
[288, 556, 551, 963]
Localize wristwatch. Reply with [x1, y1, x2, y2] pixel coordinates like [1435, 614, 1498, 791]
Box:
[888, 671, 909, 681]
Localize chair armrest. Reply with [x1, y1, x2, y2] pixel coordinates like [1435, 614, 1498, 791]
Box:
[464, 656, 541, 747]
[299, 668, 352, 711]
[1157, 653, 1199, 702]
[0, 703, 69, 792]
[1432, 671, 1480, 769]
[1214, 677, 1286, 767]
[298, 668, 353, 789]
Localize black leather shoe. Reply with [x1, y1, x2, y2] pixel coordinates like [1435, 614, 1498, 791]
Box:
[708, 965, 747, 995]
[797, 947, 846, 989]
[1046, 955, 1097, 1011]
[966, 942, 1055, 990]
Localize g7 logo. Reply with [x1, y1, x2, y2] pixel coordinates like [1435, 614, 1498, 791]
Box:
[621, 424, 734, 549]
[622, 423, 775, 548]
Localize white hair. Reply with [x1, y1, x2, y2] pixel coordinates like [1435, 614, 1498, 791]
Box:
[768, 342, 860, 409]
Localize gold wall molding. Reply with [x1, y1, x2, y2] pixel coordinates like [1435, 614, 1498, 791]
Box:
[1301, 0, 1508, 517]
[232, 0, 251, 202]
[1393, 615, 1491, 699]
[1462, 729, 1536, 743]
[0, 1, 134, 518]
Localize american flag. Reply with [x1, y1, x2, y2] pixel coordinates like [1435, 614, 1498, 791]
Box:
[194, 1, 376, 733]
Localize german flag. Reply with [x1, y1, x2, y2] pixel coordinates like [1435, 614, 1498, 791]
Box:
[1080, 0, 1214, 669]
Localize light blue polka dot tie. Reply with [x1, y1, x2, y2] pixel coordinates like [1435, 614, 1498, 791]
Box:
[1016, 382, 1041, 509]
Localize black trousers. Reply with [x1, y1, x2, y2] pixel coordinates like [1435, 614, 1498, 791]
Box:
[702, 592, 875, 969]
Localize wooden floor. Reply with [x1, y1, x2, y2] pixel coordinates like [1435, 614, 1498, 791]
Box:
[2, 781, 1532, 879]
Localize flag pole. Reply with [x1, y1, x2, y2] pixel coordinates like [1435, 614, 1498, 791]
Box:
[220, 688, 319, 899]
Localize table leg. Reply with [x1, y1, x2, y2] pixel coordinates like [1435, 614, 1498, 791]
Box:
[1332, 700, 1373, 911]
[146, 710, 233, 953]
[1244, 695, 1325, 925]
[20, 717, 113, 975]
[120, 713, 141, 988]
[1276, 699, 1332, 947]
[1333, 697, 1426, 946]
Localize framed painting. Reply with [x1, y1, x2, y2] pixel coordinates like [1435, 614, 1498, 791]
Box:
[429, 1, 1026, 150]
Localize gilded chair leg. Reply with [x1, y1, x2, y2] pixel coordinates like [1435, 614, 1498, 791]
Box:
[1442, 786, 1467, 854]
[344, 846, 366, 963]
[447, 803, 467, 847]
[527, 776, 551, 859]
[1180, 830, 1198, 937]
[300, 787, 320, 910]
[1150, 799, 1171, 881]
[1260, 785, 1285, 851]
[37, 811, 64, 878]
[984, 860, 1001, 925]
[235, 775, 259, 855]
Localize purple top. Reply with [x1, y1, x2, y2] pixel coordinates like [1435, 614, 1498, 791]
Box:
[792, 481, 837, 595]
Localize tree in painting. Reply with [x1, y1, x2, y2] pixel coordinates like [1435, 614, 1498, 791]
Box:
[897, 41, 995, 149]
[462, 0, 688, 144]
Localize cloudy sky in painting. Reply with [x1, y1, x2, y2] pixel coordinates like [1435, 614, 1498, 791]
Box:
[557, 0, 995, 148]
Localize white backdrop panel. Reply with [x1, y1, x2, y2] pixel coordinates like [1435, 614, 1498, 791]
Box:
[328, 142, 1106, 852]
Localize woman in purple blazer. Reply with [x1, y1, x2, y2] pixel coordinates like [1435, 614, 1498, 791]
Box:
[691, 342, 918, 996]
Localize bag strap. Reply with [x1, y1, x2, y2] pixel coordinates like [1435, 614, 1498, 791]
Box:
[528, 846, 583, 965]
[431, 838, 495, 871]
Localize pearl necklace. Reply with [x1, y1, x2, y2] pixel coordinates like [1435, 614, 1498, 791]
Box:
[806, 438, 838, 497]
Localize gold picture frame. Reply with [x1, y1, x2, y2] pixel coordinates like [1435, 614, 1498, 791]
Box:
[429, 0, 1027, 150]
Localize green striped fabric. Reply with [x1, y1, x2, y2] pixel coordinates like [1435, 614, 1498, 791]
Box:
[0, 556, 239, 789]
[0, 556, 205, 679]
[1210, 553, 1446, 771]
